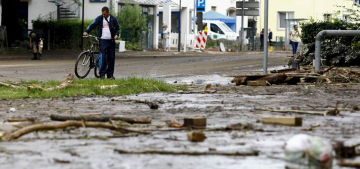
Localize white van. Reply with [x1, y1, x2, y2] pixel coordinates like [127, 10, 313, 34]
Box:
[201, 20, 238, 41]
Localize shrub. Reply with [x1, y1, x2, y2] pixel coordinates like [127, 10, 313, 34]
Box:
[33, 19, 96, 49]
[299, 20, 360, 66]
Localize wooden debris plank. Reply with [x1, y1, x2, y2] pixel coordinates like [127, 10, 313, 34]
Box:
[184, 117, 207, 127]
[247, 80, 267, 86]
[262, 116, 302, 126]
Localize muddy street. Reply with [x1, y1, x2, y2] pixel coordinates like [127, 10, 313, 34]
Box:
[0, 51, 360, 169]
[0, 51, 287, 81]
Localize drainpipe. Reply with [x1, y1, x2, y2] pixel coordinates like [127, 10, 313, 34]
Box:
[315, 30, 360, 72]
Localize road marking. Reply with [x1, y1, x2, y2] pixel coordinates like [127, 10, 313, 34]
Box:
[0, 64, 37, 67]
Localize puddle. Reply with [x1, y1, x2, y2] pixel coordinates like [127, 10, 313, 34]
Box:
[162, 74, 233, 85]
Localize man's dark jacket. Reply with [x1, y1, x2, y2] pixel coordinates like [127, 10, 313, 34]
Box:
[269, 31, 273, 40]
[85, 14, 120, 38]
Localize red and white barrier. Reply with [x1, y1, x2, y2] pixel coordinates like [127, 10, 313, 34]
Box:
[195, 31, 208, 50]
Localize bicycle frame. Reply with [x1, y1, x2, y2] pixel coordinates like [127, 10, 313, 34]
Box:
[83, 35, 100, 68]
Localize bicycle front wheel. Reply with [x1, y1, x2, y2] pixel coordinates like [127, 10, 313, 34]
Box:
[94, 53, 100, 78]
[75, 51, 92, 79]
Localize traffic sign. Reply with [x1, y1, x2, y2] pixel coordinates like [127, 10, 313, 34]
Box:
[196, 0, 206, 12]
[236, 1, 260, 8]
[236, 9, 259, 16]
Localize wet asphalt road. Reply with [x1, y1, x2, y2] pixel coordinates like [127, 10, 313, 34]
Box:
[0, 51, 288, 81]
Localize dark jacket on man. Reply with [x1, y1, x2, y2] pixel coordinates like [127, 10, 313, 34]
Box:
[29, 29, 45, 42]
[85, 14, 120, 38]
[269, 31, 273, 40]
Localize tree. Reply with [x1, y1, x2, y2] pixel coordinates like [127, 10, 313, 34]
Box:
[116, 3, 147, 43]
[336, 5, 360, 23]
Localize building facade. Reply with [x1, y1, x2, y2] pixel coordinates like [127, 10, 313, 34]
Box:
[256, 0, 356, 40]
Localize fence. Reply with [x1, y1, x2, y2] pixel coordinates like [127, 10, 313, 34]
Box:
[205, 36, 286, 52]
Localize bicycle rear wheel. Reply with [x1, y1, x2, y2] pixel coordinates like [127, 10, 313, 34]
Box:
[75, 51, 92, 79]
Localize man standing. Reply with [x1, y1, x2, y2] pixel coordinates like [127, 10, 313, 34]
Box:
[268, 29, 273, 47]
[83, 6, 120, 80]
[29, 29, 45, 60]
[260, 29, 264, 51]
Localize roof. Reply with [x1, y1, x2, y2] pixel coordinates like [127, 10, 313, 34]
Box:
[119, 0, 178, 5]
[203, 10, 236, 24]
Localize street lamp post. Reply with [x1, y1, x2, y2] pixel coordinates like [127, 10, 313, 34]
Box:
[178, 0, 182, 52]
[263, 0, 268, 75]
[81, 0, 85, 50]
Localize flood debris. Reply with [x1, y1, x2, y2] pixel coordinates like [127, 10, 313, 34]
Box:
[285, 134, 333, 169]
[187, 131, 206, 142]
[114, 149, 259, 156]
[0, 82, 22, 88]
[337, 160, 360, 168]
[255, 108, 326, 116]
[27, 73, 75, 91]
[53, 158, 71, 164]
[2, 120, 150, 141]
[334, 141, 357, 159]
[325, 101, 340, 116]
[183, 117, 207, 127]
[247, 80, 267, 86]
[5, 117, 38, 122]
[50, 114, 152, 124]
[230, 66, 360, 86]
[111, 98, 159, 109]
[262, 116, 302, 126]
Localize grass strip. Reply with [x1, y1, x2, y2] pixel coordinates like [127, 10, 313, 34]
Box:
[0, 77, 187, 99]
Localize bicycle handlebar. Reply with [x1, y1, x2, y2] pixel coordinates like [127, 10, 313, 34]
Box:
[83, 35, 116, 40]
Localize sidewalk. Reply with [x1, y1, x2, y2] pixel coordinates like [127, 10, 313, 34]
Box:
[118, 49, 291, 57]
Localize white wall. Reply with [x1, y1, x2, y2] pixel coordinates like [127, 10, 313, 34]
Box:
[82, 1, 111, 20]
[28, 1, 57, 29]
[163, 5, 172, 33]
[180, 7, 189, 45]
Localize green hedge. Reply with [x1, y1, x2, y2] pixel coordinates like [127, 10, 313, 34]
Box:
[299, 20, 360, 66]
[33, 20, 96, 49]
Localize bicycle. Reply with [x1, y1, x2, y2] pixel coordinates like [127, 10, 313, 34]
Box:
[75, 35, 100, 79]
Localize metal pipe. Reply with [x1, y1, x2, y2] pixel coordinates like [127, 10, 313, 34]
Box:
[315, 30, 360, 72]
[263, 0, 268, 75]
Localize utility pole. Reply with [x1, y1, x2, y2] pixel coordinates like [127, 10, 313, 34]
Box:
[178, 0, 181, 52]
[263, 0, 268, 75]
[240, 0, 244, 51]
[81, 0, 84, 50]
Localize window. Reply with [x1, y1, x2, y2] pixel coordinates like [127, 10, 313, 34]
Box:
[210, 23, 224, 34]
[219, 23, 232, 32]
[278, 12, 294, 30]
[324, 14, 331, 21]
[211, 6, 217, 11]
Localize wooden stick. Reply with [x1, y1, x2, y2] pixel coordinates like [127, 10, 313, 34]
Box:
[3, 120, 150, 141]
[337, 160, 360, 167]
[300, 108, 356, 111]
[114, 149, 259, 156]
[27, 73, 75, 91]
[254, 108, 326, 116]
[0, 82, 21, 88]
[50, 114, 152, 124]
